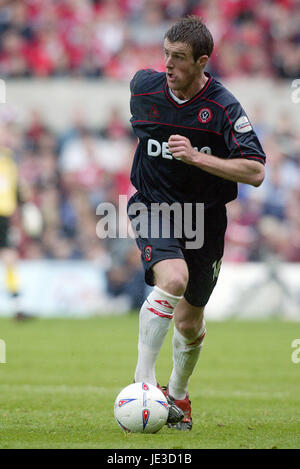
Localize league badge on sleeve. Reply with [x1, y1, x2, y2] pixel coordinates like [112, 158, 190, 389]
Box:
[234, 116, 252, 133]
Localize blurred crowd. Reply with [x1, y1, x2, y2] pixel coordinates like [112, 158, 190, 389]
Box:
[225, 108, 300, 264]
[1, 102, 299, 269]
[0, 0, 300, 80]
[1, 104, 300, 310]
[0, 106, 150, 308]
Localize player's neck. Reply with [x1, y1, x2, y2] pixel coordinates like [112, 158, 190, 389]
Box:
[170, 73, 208, 101]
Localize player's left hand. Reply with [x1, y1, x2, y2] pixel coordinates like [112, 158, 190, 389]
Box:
[168, 135, 198, 165]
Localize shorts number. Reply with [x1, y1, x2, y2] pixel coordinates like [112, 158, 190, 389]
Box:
[212, 259, 222, 280]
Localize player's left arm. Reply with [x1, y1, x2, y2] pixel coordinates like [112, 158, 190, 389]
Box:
[168, 134, 264, 187]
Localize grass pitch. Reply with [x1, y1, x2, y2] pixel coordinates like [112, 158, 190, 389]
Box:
[0, 315, 299, 449]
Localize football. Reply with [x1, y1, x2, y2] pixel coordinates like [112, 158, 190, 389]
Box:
[114, 382, 169, 433]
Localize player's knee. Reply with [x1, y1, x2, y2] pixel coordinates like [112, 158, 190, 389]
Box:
[176, 313, 205, 340]
[176, 322, 197, 340]
[158, 271, 188, 297]
[154, 259, 188, 296]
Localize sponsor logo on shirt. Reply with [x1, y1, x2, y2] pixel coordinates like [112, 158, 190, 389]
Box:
[147, 139, 198, 160]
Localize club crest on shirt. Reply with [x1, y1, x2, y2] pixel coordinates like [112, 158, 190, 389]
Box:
[198, 107, 213, 124]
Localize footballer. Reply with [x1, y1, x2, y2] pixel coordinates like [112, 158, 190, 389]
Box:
[128, 16, 266, 430]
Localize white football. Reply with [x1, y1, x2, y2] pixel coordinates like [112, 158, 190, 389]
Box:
[114, 382, 169, 433]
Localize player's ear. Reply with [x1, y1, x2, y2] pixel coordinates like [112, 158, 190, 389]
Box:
[196, 55, 209, 69]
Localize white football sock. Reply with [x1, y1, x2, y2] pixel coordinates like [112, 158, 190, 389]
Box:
[134, 286, 182, 386]
[168, 321, 206, 400]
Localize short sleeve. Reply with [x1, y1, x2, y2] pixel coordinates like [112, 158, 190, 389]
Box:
[130, 69, 158, 95]
[223, 102, 266, 165]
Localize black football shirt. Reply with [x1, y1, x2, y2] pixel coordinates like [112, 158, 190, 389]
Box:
[130, 69, 266, 208]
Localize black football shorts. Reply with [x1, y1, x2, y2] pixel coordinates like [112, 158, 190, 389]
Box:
[127, 192, 227, 307]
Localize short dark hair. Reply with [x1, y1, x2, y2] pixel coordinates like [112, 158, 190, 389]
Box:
[164, 16, 214, 62]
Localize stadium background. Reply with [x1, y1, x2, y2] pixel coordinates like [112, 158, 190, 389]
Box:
[0, 0, 300, 452]
[0, 0, 300, 319]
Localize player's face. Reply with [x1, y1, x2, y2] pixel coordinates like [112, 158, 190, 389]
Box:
[163, 39, 208, 98]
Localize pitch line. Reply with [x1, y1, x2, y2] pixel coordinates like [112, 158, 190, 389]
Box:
[0, 384, 291, 399]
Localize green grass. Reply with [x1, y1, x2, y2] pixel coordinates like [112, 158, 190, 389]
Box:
[0, 315, 299, 449]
